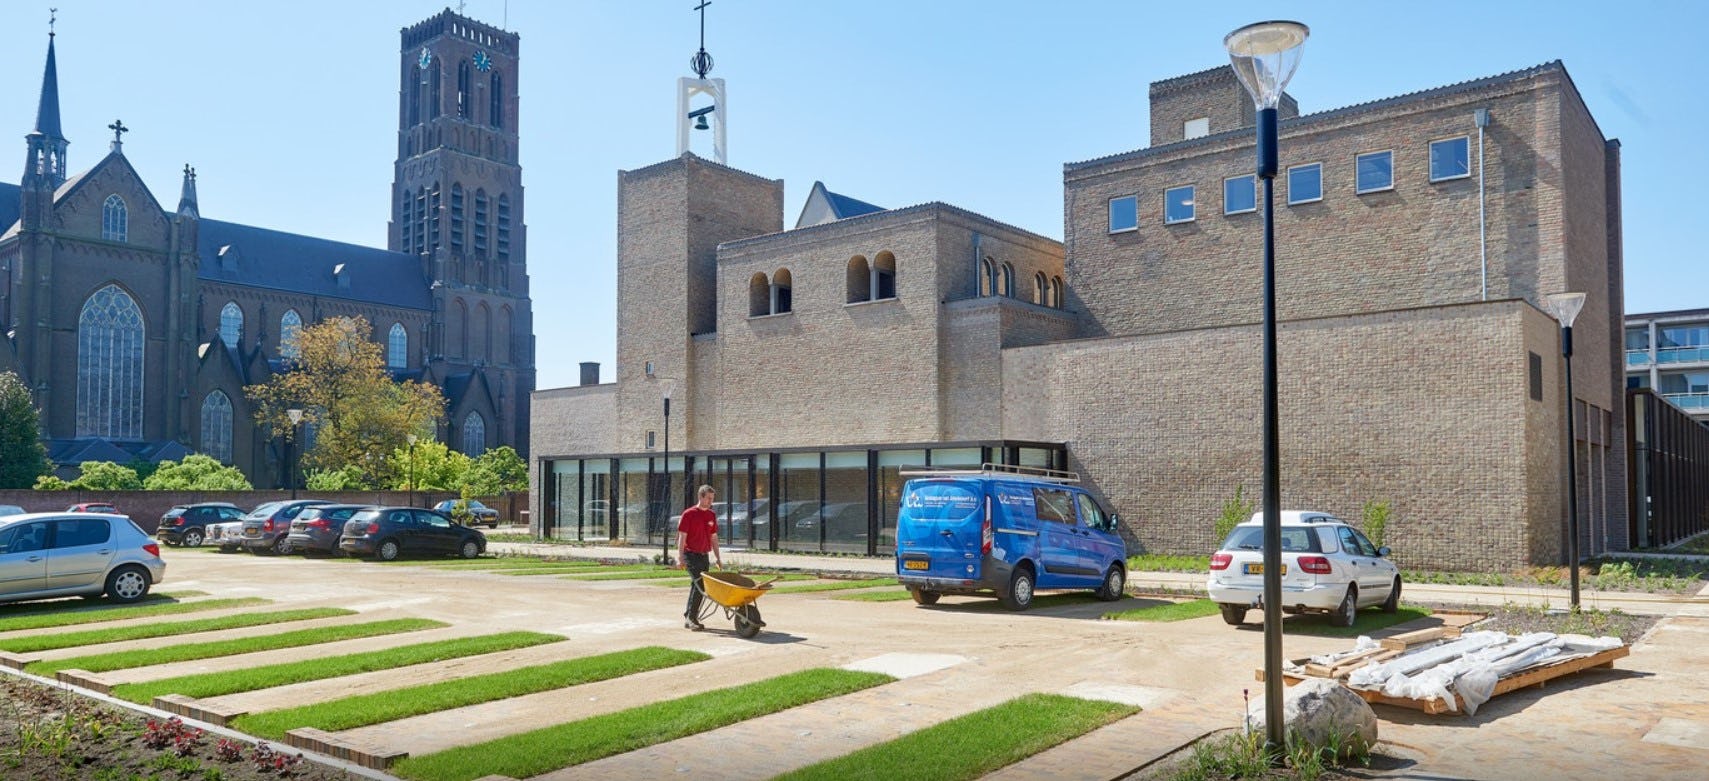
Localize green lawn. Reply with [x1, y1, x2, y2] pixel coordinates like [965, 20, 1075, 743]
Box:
[391, 668, 895, 781]
[1281, 606, 1432, 638]
[231, 646, 709, 740]
[1103, 598, 1222, 622]
[769, 578, 899, 594]
[110, 631, 564, 704]
[1127, 554, 1211, 573]
[394, 558, 603, 570]
[561, 569, 685, 581]
[774, 693, 1138, 781]
[0, 608, 351, 654]
[26, 618, 446, 676]
[833, 589, 916, 602]
[0, 597, 270, 633]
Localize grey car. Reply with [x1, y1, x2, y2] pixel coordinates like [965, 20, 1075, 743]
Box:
[284, 504, 372, 555]
[240, 500, 334, 554]
[0, 512, 166, 604]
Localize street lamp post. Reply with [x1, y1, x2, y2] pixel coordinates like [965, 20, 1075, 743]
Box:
[1543, 292, 1587, 610]
[661, 384, 673, 565]
[407, 433, 419, 508]
[1226, 19, 1308, 758]
[286, 408, 304, 500]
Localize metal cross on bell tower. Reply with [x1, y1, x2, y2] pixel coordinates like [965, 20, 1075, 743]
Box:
[677, 0, 726, 163]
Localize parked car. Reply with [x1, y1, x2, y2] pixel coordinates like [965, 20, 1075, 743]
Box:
[208, 518, 247, 552]
[155, 502, 244, 547]
[1206, 511, 1400, 628]
[0, 512, 165, 604]
[239, 500, 334, 555]
[432, 499, 500, 528]
[339, 507, 486, 561]
[284, 504, 371, 555]
[894, 467, 1127, 610]
[0, 505, 27, 518]
[67, 502, 118, 514]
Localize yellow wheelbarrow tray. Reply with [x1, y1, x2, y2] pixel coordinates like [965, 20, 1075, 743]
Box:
[693, 571, 776, 638]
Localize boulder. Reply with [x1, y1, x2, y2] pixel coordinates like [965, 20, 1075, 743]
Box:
[1246, 678, 1378, 756]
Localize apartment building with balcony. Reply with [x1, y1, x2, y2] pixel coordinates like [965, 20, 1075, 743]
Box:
[1626, 308, 1709, 423]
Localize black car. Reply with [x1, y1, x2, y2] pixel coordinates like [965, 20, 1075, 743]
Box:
[340, 507, 486, 561]
[432, 499, 501, 528]
[156, 502, 244, 547]
[283, 504, 372, 556]
[240, 500, 334, 554]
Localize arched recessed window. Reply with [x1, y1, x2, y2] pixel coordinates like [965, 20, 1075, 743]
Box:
[771, 269, 793, 315]
[429, 59, 442, 118]
[749, 272, 770, 317]
[873, 251, 897, 300]
[200, 391, 234, 464]
[1000, 262, 1016, 298]
[450, 299, 468, 358]
[101, 195, 128, 242]
[846, 255, 871, 304]
[429, 184, 442, 252]
[457, 60, 472, 119]
[474, 190, 490, 257]
[400, 192, 415, 253]
[279, 309, 303, 359]
[474, 303, 492, 362]
[414, 187, 428, 254]
[981, 258, 997, 297]
[75, 284, 144, 439]
[1034, 272, 1048, 305]
[489, 72, 503, 129]
[497, 306, 513, 364]
[1051, 276, 1064, 309]
[387, 322, 408, 369]
[496, 194, 511, 262]
[462, 412, 486, 455]
[219, 302, 243, 347]
[450, 184, 465, 252]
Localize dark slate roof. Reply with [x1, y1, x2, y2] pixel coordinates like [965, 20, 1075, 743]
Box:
[0, 182, 19, 235]
[197, 219, 432, 311]
[34, 37, 62, 138]
[46, 437, 191, 468]
[822, 185, 884, 220]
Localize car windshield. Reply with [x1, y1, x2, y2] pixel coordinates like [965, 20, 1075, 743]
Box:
[1220, 526, 1323, 553]
[245, 502, 285, 520]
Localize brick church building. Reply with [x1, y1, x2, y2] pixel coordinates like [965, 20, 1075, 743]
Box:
[0, 9, 535, 485]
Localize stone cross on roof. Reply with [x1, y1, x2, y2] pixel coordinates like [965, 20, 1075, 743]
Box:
[108, 118, 127, 152]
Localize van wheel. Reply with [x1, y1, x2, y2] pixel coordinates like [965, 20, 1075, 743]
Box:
[1000, 566, 1035, 611]
[1095, 565, 1126, 602]
[1381, 576, 1401, 613]
[909, 587, 940, 605]
[1219, 603, 1248, 626]
[1332, 586, 1358, 628]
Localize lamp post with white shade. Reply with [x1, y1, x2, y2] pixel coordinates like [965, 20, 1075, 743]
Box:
[1543, 291, 1587, 610]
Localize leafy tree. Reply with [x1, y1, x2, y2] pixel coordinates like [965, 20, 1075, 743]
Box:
[33, 474, 71, 491]
[0, 371, 51, 488]
[245, 316, 445, 486]
[1361, 499, 1392, 548]
[466, 446, 527, 496]
[388, 439, 473, 491]
[305, 465, 370, 491]
[68, 461, 143, 491]
[143, 454, 253, 491]
[1214, 484, 1254, 543]
[125, 457, 160, 484]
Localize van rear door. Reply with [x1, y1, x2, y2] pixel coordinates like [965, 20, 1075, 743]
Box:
[896, 479, 985, 580]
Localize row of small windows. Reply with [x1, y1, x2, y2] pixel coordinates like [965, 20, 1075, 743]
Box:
[1107, 136, 1474, 231]
[980, 258, 1065, 308]
[748, 253, 903, 317]
[402, 184, 510, 262]
[217, 301, 409, 368]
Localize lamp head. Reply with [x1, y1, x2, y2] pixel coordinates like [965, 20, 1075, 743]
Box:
[407, 433, 418, 445]
[1543, 292, 1587, 328]
[1224, 20, 1309, 110]
[286, 408, 304, 425]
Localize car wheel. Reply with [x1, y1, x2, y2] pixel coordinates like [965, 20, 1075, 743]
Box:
[218, 544, 239, 554]
[1381, 576, 1401, 613]
[377, 539, 402, 562]
[272, 536, 292, 555]
[105, 566, 151, 603]
[909, 587, 940, 605]
[1219, 603, 1248, 626]
[1095, 564, 1126, 602]
[1000, 565, 1035, 611]
[460, 540, 480, 559]
[181, 528, 204, 547]
[1333, 586, 1358, 628]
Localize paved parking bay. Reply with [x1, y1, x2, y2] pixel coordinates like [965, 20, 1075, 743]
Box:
[4, 546, 1706, 780]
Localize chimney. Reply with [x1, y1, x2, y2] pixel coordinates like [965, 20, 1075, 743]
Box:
[579, 362, 600, 386]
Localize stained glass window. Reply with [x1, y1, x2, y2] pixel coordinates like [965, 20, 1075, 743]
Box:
[76, 285, 144, 439]
[200, 391, 233, 464]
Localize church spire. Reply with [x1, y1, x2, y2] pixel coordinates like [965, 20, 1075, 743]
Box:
[34, 13, 63, 140]
[178, 165, 199, 217]
[24, 11, 69, 190]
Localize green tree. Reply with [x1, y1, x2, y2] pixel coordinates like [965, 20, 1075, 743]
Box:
[305, 465, 369, 491]
[387, 439, 472, 491]
[1361, 499, 1392, 548]
[143, 454, 253, 491]
[0, 371, 51, 488]
[33, 474, 71, 491]
[1215, 484, 1255, 543]
[245, 316, 445, 486]
[68, 461, 143, 491]
[466, 446, 527, 496]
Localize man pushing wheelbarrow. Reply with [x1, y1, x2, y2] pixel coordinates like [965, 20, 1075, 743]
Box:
[678, 484, 770, 638]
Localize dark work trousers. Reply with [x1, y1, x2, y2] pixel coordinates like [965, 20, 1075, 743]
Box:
[683, 551, 711, 619]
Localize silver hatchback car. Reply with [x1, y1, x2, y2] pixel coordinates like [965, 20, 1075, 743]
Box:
[0, 513, 166, 604]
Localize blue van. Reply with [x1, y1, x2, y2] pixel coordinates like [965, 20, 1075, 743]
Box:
[894, 466, 1127, 610]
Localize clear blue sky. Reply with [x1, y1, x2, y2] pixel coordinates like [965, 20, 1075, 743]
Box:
[4, 1, 1702, 390]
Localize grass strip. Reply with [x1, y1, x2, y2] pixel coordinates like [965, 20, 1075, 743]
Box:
[774, 693, 1138, 781]
[647, 573, 820, 588]
[397, 558, 604, 570]
[0, 597, 269, 633]
[560, 569, 684, 581]
[393, 667, 893, 781]
[834, 590, 917, 602]
[1283, 606, 1431, 638]
[769, 578, 899, 594]
[1127, 553, 1211, 573]
[499, 566, 620, 576]
[27, 618, 446, 676]
[1104, 598, 1222, 622]
[232, 646, 708, 740]
[0, 607, 347, 654]
[110, 631, 562, 704]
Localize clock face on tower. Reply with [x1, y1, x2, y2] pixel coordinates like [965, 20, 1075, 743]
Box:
[474, 51, 493, 72]
[418, 48, 433, 70]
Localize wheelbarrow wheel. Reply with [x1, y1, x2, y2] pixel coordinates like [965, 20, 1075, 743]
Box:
[734, 604, 763, 639]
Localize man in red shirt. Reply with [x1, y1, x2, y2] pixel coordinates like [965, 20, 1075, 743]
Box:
[677, 484, 722, 630]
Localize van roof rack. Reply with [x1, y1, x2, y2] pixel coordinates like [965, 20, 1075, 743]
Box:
[899, 463, 1080, 483]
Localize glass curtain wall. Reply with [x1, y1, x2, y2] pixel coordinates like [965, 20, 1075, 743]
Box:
[777, 453, 822, 552]
[618, 458, 651, 544]
[875, 449, 925, 553]
[823, 451, 869, 553]
[584, 459, 612, 540]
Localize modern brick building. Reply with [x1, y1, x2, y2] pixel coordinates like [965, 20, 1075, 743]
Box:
[1625, 308, 1709, 424]
[0, 9, 536, 485]
[533, 60, 1625, 571]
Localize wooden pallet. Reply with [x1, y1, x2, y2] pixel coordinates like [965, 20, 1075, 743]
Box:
[1344, 644, 1630, 715]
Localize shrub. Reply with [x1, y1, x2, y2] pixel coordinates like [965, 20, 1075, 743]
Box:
[1214, 485, 1254, 543]
[33, 474, 71, 490]
[1361, 499, 1391, 548]
[144, 454, 253, 491]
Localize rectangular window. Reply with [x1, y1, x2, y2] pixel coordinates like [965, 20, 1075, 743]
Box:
[1625, 328, 1649, 351]
[1163, 185, 1195, 224]
[1223, 175, 1256, 215]
[1529, 352, 1543, 401]
[1429, 136, 1471, 182]
[1660, 325, 1709, 348]
[1287, 163, 1322, 204]
[1183, 117, 1210, 139]
[1108, 195, 1138, 233]
[1355, 150, 1393, 194]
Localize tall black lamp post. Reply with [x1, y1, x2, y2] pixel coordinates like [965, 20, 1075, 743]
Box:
[406, 433, 419, 508]
[1226, 19, 1308, 757]
[661, 383, 674, 565]
[1543, 291, 1586, 610]
[286, 408, 304, 500]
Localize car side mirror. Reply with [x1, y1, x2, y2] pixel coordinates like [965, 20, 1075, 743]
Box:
[1377, 546, 1391, 558]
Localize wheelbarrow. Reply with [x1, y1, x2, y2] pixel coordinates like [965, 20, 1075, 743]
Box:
[692, 571, 775, 638]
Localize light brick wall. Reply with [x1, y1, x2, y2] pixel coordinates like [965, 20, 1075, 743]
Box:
[528, 383, 617, 529]
[1147, 66, 1298, 147]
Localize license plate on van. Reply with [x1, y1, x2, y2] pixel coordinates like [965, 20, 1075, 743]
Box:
[1244, 563, 1285, 575]
[903, 559, 929, 570]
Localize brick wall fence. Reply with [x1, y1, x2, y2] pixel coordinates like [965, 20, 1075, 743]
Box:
[0, 490, 527, 534]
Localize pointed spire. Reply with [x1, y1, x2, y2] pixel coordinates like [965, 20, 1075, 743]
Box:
[178, 165, 199, 217]
[34, 27, 63, 140]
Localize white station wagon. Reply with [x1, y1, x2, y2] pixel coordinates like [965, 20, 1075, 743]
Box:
[1206, 511, 1400, 627]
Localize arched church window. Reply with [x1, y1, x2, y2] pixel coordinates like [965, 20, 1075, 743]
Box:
[1034, 272, 1048, 305]
[219, 302, 243, 347]
[474, 190, 490, 257]
[102, 195, 127, 242]
[846, 256, 871, 304]
[388, 322, 408, 369]
[414, 188, 428, 254]
[75, 284, 144, 440]
[462, 412, 486, 456]
[429, 60, 442, 118]
[874, 251, 897, 300]
[749, 273, 770, 317]
[1000, 262, 1016, 298]
[457, 60, 472, 119]
[280, 309, 303, 359]
[200, 391, 234, 464]
[429, 184, 442, 252]
[496, 194, 511, 262]
[451, 184, 465, 252]
[1051, 276, 1064, 308]
[981, 258, 997, 297]
[771, 269, 793, 315]
[450, 299, 468, 358]
[490, 73, 503, 129]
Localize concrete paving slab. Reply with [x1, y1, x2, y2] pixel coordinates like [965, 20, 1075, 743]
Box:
[842, 652, 965, 679]
[1059, 681, 1178, 709]
[1642, 717, 1709, 751]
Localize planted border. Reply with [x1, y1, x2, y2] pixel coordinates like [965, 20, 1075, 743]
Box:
[27, 618, 446, 676]
[392, 668, 894, 781]
[834, 590, 916, 602]
[1282, 606, 1430, 637]
[111, 631, 563, 704]
[1103, 599, 1221, 622]
[775, 693, 1138, 781]
[0, 608, 350, 654]
[0, 597, 270, 633]
[770, 578, 899, 594]
[232, 646, 708, 740]
[560, 569, 683, 581]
